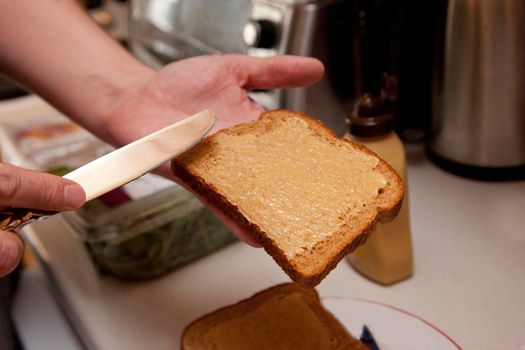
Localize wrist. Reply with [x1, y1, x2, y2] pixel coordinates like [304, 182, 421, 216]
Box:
[73, 61, 156, 142]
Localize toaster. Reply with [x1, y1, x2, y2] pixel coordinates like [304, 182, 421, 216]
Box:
[129, 0, 359, 135]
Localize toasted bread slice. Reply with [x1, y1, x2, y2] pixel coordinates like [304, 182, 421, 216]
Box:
[181, 283, 368, 350]
[172, 110, 403, 287]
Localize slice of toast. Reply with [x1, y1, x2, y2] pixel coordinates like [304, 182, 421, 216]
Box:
[172, 110, 403, 288]
[181, 283, 368, 350]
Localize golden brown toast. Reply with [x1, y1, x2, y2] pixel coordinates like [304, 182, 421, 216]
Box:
[172, 110, 404, 287]
[181, 283, 369, 350]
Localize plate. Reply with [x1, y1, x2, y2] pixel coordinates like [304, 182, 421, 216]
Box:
[322, 297, 461, 350]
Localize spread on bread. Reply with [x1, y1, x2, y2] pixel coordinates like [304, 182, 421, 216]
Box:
[173, 110, 404, 288]
[181, 283, 369, 350]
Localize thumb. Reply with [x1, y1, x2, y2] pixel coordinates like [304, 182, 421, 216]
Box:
[0, 163, 85, 211]
[234, 55, 325, 89]
[0, 230, 23, 277]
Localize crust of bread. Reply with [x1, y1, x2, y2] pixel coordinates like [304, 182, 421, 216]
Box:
[181, 283, 368, 350]
[172, 110, 404, 288]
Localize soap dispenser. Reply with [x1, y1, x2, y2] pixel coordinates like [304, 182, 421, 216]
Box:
[345, 93, 413, 285]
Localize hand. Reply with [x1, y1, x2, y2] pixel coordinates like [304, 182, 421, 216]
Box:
[0, 163, 85, 277]
[100, 54, 324, 246]
[101, 54, 324, 146]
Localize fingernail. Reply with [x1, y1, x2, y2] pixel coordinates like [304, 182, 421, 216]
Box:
[64, 185, 85, 209]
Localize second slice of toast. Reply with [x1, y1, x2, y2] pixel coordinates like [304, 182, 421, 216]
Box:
[181, 283, 368, 350]
[172, 110, 403, 287]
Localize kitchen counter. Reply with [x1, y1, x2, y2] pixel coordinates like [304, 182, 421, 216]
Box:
[4, 96, 525, 350]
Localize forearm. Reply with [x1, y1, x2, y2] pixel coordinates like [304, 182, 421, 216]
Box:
[0, 0, 153, 140]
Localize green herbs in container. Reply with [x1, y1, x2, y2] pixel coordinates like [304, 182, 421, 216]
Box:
[63, 176, 237, 279]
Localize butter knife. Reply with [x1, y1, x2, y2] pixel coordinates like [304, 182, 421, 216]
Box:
[0, 109, 215, 232]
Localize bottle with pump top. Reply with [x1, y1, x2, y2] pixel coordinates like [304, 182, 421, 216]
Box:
[345, 91, 413, 285]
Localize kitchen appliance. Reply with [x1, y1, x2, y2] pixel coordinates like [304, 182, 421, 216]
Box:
[129, 0, 360, 135]
[427, 0, 525, 180]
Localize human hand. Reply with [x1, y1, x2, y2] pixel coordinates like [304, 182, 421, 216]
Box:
[101, 54, 324, 147]
[0, 163, 85, 276]
[100, 54, 323, 246]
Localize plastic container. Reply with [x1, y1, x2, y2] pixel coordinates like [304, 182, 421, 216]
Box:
[0, 110, 237, 279]
[345, 93, 413, 285]
[63, 182, 236, 279]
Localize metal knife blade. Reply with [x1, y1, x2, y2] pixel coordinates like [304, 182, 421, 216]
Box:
[0, 109, 215, 231]
[64, 109, 215, 201]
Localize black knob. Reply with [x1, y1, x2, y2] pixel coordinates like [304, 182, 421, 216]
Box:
[243, 20, 277, 49]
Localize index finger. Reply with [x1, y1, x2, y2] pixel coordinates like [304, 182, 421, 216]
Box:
[233, 55, 325, 90]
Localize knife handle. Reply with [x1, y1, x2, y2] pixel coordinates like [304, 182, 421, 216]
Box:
[0, 207, 57, 232]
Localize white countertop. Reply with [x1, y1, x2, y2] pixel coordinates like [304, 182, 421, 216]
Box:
[4, 96, 525, 350]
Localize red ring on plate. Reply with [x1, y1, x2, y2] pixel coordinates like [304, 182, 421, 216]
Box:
[323, 296, 462, 350]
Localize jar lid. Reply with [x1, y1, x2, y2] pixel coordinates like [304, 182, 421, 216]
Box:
[348, 93, 395, 138]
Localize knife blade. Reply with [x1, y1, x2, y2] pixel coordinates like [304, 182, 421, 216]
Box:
[65, 109, 215, 201]
[0, 109, 215, 231]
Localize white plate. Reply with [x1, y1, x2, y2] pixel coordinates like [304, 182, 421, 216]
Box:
[322, 298, 461, 350]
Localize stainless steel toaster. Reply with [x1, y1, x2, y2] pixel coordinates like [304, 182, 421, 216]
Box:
[129, 0, 358, 135]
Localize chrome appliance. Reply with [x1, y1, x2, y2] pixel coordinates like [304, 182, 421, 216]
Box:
[129, 0, 359, 135]
[428, 0, 525, 179]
